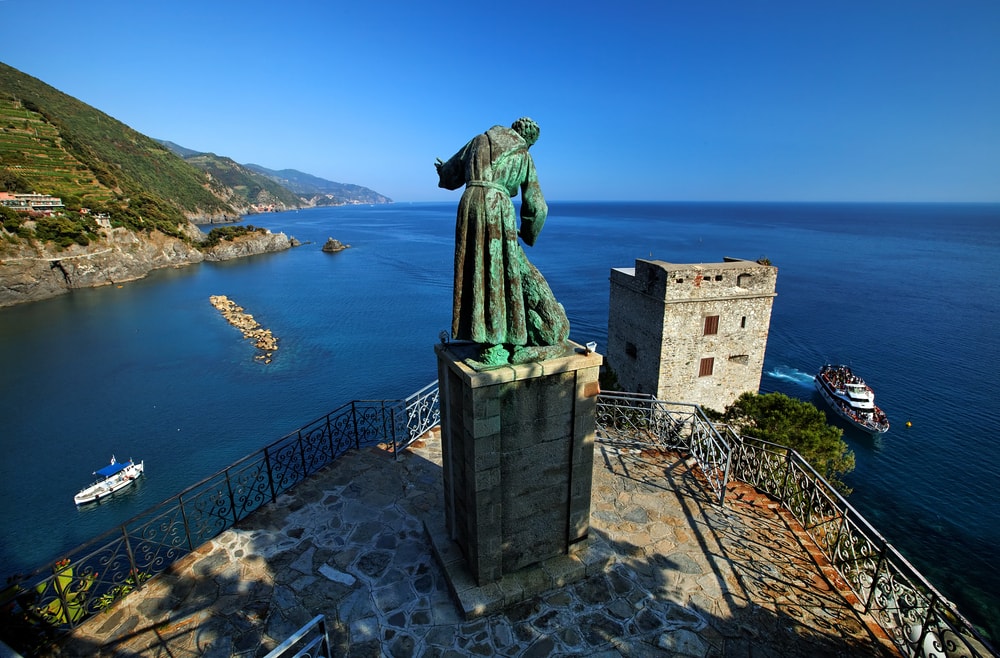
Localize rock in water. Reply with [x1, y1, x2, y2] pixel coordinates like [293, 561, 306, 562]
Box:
[322, 237, 349, 253]
[209, 295, 278, 360]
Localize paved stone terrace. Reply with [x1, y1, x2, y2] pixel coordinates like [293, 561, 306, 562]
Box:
[53, 432, 897, 657]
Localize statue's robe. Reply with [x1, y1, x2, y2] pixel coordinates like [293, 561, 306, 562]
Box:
[437, 125, 568, 347]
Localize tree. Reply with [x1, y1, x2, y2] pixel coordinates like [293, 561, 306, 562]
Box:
[719, 391, 855, 493]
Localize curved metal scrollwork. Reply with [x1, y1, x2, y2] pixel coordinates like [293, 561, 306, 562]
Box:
[4, 394, 426, 642]
[730, 437, 994, 658]
[595, 392, 731, 505]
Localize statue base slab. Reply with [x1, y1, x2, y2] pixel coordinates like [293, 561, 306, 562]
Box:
[423, 512, 615, 619]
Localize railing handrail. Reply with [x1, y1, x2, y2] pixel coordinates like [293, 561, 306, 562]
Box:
[595, 392, 732, 505]
[6, 383, 994, 657]
[1, 386, 439, 649]
[594, 392, 996, 657]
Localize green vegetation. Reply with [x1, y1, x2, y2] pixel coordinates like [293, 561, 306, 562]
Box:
[183, 153, 302, 208]
[94, 570, 151, 612]
[0, 62, 234, 226]
[711, 391, 856, 493]
[201, 224, 266, 248]
[0, 558, 102, 654]
[31, 214, 98, 248]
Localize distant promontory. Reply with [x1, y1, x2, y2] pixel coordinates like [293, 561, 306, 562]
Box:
[0, 61, 385, 307]
[0, 224, 297, 308]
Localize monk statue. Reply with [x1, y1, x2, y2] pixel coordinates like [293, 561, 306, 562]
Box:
[436, 117, 569, 368]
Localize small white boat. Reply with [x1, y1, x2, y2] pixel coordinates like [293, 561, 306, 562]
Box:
[74, 456, 144, 505]
[815, 364, 889, 435]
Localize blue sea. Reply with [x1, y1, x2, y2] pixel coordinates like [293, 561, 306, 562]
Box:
[1, 201, 998, 639]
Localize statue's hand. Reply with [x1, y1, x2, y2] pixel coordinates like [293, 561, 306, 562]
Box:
[434, 158, 444, 172]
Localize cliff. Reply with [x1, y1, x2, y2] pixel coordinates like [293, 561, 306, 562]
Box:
[202, 229, 298, 261]
[0, 226, 296, 308]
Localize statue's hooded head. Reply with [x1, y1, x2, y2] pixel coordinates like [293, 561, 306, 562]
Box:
[511, 117, 540, 147]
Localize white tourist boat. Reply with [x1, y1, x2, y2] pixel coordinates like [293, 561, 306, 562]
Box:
[815, 364, 889, 435]
[74, 456, 144, 505]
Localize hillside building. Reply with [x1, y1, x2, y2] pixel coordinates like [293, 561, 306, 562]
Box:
[0, 192, 64, 213]
[607, 257, 777, 412]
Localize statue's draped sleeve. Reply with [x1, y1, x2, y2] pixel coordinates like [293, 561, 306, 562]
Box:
[518, 156, 546, 247]
[437, 138, 474, 191]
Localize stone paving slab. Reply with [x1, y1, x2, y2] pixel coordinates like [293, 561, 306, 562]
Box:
[51, 432, 897, 657]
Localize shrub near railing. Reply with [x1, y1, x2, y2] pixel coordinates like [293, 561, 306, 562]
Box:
[0, 392, 432, 650]
[730, 436, 995, 658]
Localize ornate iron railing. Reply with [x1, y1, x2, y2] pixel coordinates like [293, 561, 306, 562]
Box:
[5, 381, 994, 658]
[595, 391, 732, 505]
[1, 389, 438, 646]
[729, 436, 994, 658]
[396, 380, 441, 455]
[593, 391, 994, 656]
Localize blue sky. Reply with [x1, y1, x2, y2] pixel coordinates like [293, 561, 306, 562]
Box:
[2, 1, 999, 202]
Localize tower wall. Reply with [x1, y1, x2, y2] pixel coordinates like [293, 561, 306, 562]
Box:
[608, 257, 777, 412]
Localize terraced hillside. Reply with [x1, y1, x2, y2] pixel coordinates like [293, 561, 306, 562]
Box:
[0, 62, 234, 222]
[0, 98, 114, 207]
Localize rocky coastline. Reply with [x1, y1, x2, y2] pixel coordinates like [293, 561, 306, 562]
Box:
[0, 224, 297, 308]
[209, 295, 278, 363]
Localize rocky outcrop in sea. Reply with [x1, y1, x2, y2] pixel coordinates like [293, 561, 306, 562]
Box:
[321, 237, 349, 253]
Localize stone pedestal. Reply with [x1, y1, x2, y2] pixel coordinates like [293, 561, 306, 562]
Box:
[433, 341, 602, 587]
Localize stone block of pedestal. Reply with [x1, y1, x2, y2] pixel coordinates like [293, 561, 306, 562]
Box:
[434, 341, 601, 586]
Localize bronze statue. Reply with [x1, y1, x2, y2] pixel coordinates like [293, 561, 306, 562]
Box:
[436, 118, 569, 367]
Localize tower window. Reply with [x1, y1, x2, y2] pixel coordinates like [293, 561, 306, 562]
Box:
[703, 315, 719, 335]
[625, 341, 637, 358]
[740, 316, 747, 329]
[699, 357, 715, 377]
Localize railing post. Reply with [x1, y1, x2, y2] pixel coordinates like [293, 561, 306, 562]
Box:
[389, 401, 400, 458]
[51, 560, 73, 630]
[718, 449, 732, 507]
[831, 511, 848, 574]
[264, 446, 277, 504]
[224, 470, 237, 525]
[297, 430, 308, 481]
[779, 449, 793, 504]
[121, 523, 140, 600]
[916, 593, 940, 656]
[351, 401, 360, 450]
[178, 494, 194, 552]
[325, 413, 334, 457]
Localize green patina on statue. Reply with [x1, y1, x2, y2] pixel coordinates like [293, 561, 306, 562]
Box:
[436, 118, 570, 368]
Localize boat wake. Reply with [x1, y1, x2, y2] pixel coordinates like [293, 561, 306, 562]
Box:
[765, 365, 815, 388]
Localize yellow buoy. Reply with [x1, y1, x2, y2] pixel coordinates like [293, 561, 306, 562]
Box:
[906, 421, 912, 428]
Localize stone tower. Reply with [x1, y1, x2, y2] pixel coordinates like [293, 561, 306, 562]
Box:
[607, 257, 777, 413]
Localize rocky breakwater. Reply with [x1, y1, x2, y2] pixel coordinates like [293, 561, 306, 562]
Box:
[209, 295, 278, 363]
